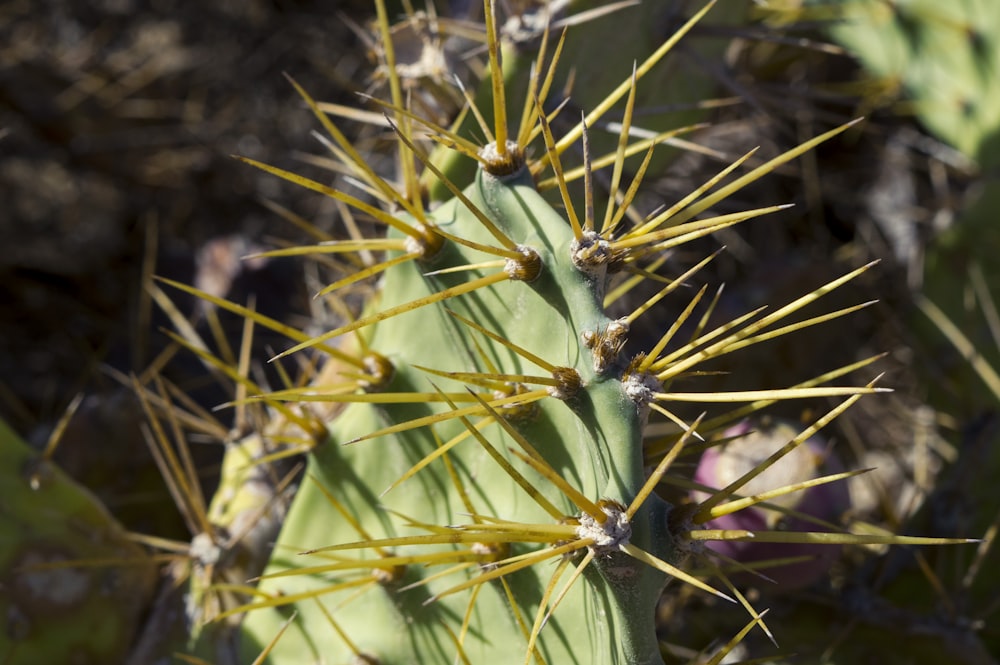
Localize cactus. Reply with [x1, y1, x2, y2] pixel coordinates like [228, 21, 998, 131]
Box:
[135, 1, 984, 663]
[152, 1, 979, 662]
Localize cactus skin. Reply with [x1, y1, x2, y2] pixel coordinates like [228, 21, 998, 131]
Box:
[0, 419, 156, 664]
[237, 165, 676, 663]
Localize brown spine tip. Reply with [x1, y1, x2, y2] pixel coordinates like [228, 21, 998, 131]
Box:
[493, 382, 540, 422]
[360, 352, 396, 390]
[548, 367, 583, 401]
[583, 319, 629, 374]
[411, 224, 446, 260]
[504, 245, 542, 282]
[570, 230, 612, 275]
[372, 561, 407, 586]
[479, 140, 525, 177]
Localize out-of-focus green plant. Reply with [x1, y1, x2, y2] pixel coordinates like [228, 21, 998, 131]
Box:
[0, 417, 155, 663]
[815, 0, 1000, 165]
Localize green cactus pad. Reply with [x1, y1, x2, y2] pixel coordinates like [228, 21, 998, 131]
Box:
[0, 419, 156, 665]
[237, 160, 677, 663]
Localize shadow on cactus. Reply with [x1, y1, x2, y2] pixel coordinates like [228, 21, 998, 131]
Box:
[134, 1, 978, 663]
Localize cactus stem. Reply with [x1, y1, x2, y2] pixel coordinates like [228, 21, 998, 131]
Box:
[420, 226, 521, 260]
[214, 577, 374, 622]
[505, 446, 605, 522]
[312, 600, 370, 663]
[426, 539, 591, 604]
[114, 2, 992, 660]
[522, 555, 574, 663]
[444, 309, 564, 375]
[414, 366, 576, 395]
[255, 551, 477, 582]
[531, 549, 595, 642]
[379, 427, 481, 498]
[446, 392, 565, 520]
